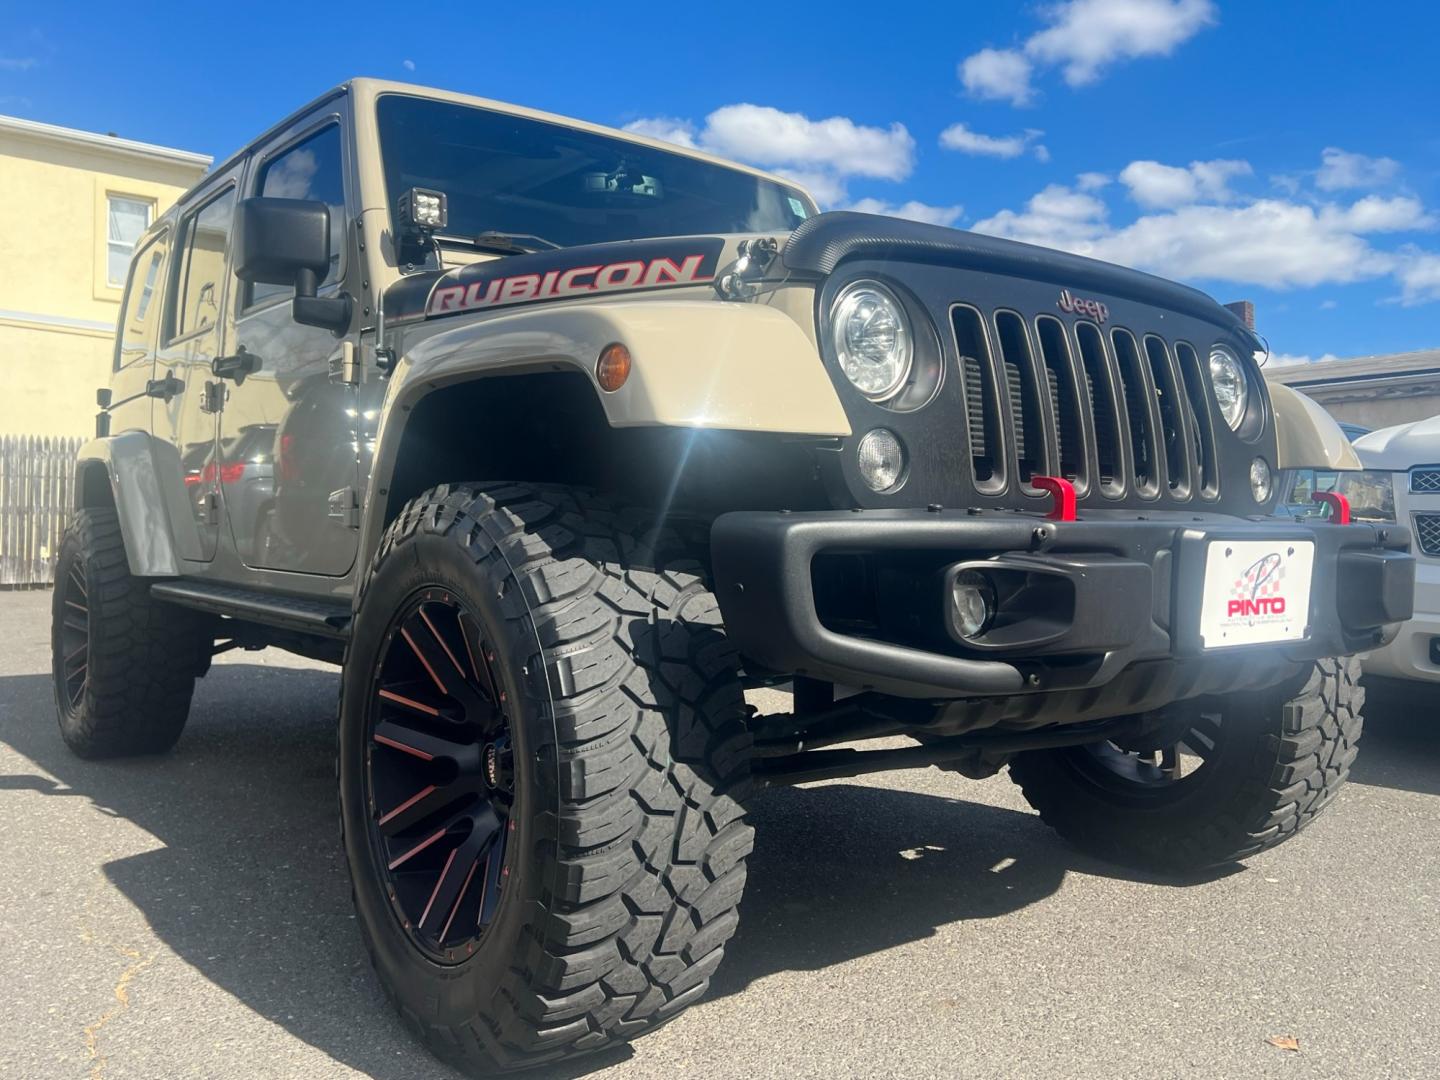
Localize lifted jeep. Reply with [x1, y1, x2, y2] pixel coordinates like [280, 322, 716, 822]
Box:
[55, 79, 1414, 1074]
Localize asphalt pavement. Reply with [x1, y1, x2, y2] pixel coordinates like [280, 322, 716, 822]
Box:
[2, 588, 1438, 1079]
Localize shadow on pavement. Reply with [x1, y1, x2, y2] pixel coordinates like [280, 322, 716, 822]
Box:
[1348, 677, 1440, 798]
[0, 659, 1379, 1077]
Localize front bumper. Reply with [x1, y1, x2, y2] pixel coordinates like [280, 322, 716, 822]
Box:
[711, 508, 1414, 699]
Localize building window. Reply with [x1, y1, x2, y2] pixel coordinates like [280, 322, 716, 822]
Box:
[107, 195, 153, 287]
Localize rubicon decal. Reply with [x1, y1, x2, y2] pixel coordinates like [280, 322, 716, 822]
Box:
[418, 238, 726, 319]
[1057, 288, 1110, 323]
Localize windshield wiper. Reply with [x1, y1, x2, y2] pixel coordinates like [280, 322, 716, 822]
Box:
[437, 231, 562, 255]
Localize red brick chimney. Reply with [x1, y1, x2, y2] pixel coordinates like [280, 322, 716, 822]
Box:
[1224, 300, 1255, 329]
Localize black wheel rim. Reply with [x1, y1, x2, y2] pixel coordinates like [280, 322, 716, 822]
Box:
[58, 556, 89, 712]
[364, 587, 515, 964]
[1072, 706, 1224, 802]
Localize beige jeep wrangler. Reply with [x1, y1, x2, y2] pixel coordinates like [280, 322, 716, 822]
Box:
[56, 79, 1413, 1073]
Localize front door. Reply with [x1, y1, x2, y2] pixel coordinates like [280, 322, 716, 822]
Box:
[219, 112, 360, 576]
[154, 170, 241, 564]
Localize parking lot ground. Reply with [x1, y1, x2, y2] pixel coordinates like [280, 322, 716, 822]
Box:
[2, 588, 1438, 1079]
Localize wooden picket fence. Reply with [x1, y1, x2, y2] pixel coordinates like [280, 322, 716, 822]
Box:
[0, 435, 85, 588]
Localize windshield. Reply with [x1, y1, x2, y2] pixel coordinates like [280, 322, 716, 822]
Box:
[376, 95, 813, 250]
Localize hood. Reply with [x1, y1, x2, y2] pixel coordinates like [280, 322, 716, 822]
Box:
[782, 211, 1253, 337]
[1354, 416, 1440, 471]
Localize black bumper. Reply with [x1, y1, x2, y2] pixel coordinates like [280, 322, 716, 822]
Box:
[710, 508, 1414, 700]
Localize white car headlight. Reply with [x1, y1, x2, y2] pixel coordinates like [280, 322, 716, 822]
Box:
[1208, 345, 1249, 430]
[831, 281, 913, 401]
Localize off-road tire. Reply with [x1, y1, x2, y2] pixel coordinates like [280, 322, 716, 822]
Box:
[338, 482, 752, 1074]
[50, 507, 204, 758]
[1009, 657, 1363, 872]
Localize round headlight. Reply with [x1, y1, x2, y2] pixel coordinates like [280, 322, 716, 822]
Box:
[856, 428, 906, 492]
[832, 281, 913, 401]
[1250, 457, 1273, 503]
[1209, 345, 1250, 430]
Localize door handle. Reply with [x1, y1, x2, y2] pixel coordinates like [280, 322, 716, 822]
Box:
[212, 345, 261, 384]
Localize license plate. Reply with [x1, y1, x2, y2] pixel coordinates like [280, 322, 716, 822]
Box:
[1199, 540, 1315, 649]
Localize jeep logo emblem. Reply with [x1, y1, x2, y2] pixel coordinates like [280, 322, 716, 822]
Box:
[1058, 288, 1109, 323]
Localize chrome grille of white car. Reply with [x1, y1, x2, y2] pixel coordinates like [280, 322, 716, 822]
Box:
[1413, 513, 1440, 557]
[1410, 468, 1440, 493]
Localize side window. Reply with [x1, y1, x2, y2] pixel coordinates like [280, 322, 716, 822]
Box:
[114, 231, 169, 370]
[170, 186, 238, 340]
[249, 124, 345, 308]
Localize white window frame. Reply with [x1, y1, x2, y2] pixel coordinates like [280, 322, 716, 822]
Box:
[106, 194, 154, 287]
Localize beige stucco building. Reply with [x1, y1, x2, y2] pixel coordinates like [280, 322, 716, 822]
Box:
[0, 115, 211, 437]
[1265, 349, 1440, 432]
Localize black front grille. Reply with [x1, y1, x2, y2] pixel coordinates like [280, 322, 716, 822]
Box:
[1411, 469, 1440, 493]
[1414, 513, 1440, 556]
[950, 307, 1216, 504]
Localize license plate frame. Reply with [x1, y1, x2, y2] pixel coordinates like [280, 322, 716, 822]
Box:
[1198, 539, 1315, 650]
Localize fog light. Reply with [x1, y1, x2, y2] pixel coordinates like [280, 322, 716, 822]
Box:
[1250, 457, 1273, 503]
[951, 570, 996, 640]
[857, 428, 905, 492]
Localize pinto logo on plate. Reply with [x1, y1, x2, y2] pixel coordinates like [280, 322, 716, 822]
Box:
[1228, 552, 1287, 619]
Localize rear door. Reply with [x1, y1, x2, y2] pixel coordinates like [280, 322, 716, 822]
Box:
[154, 169, 242, 564]
[219, 106, 360, 575]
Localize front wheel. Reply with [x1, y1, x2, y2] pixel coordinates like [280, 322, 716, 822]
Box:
[339, 483, 753, 1074]
[1009, 657, 1363, 872]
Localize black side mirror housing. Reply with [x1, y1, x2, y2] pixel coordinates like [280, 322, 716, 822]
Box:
[232, 197, 351, 334]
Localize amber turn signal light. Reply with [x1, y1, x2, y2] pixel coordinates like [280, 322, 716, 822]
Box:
[596, 343, 632, 392]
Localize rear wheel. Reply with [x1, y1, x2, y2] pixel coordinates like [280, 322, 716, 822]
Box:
[50, 507, 206, 758]
[339, 482, 752, 1073]
[1009, 657, 1363, 872]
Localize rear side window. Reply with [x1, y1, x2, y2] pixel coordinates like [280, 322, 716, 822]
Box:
[114, 230, 168, 369]
[249, 124, 345, 308]
[170, 187, 238, 340]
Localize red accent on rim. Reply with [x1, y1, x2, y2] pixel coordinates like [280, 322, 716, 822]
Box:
[388, 827, 447, 870]
[1312, 491, 1352, 524]
[378, 784, 438, 826]
[419, 847, 459, 926]
[439, 859, 479, 941]
[374, 732, 435, 761]
[401, 627, 448, 695]
[418, 607, 468, 678]
[1034, 475, 1078, 522]
[378, 688, 440, 716]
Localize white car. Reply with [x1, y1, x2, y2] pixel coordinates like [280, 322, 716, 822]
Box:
[1343, 418, 1440, 685]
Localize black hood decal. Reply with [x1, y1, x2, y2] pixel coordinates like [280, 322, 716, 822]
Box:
[385, 237, 726, 323]
[782, 211, 1250, 335]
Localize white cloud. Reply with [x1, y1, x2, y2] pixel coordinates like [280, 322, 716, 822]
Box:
[973, 185, 1429, 291]
[1026, 0, 1217, 85]
[1265, 352, 1341, 367]
[624, 103, 914, 207]
[939, 122, 1048, 161]
[1319, 299, 1338, 310]
[623, 116, 698, 149]
[959, 48, 1035, 105]
[1396, 251, 1440, 306]
[402, 59, 416, 72]
[1118, 158, 1252, 208]
[960, 0, 1215, 103]
[845, 198, 965, 227]
[1322, 195, 1432, 233]
[0, 56, 38, 71]
[1316, 147, 1401, 191]
[1076, 171, 1111, 191]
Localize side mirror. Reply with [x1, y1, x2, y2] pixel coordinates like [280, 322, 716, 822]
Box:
[233, 197, 351, 334]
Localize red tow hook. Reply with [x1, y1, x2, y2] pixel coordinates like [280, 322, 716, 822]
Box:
[1311, 491, 1351, 524]
[1034, 475, 1077, 522]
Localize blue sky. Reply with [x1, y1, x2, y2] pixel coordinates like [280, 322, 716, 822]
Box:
[4, 1, 1437, 365]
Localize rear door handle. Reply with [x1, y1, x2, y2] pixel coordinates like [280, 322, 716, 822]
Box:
[212, 345, 261, 384]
